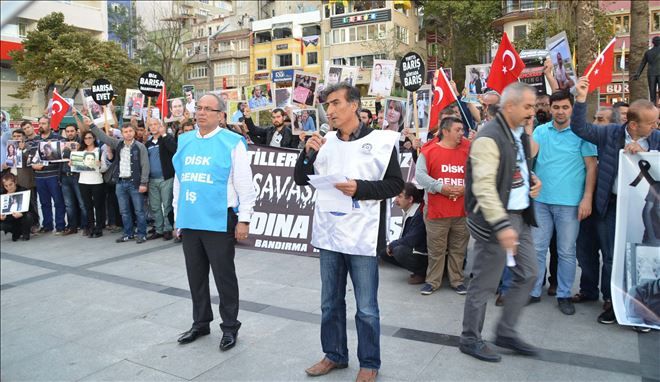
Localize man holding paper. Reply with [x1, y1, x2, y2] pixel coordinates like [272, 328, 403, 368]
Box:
[294, 83, 403, 382]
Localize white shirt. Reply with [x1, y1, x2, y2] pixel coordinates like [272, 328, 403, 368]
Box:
[172, 126, 256, 223]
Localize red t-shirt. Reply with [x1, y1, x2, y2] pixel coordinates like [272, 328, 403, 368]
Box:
[420, 138, 470, 219]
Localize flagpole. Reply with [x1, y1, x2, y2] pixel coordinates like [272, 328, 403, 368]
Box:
[103, 106, 109, 135]
[620, 42, 626, 102]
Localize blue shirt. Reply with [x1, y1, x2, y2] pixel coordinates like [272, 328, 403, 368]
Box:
[507, 127, 530, 210]
[302, 116, 315, 132]
[533, 121, 598, 206]
[147, 141, 163, 179]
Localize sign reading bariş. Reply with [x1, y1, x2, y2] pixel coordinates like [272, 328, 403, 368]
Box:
[91, 78, 114, 106]
[399, 52, 425, 92]
[138, 70, 164, 97]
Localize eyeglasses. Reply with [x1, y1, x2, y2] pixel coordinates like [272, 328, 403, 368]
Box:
[195, 106, 221, 113]
[84, 137, 95, 140]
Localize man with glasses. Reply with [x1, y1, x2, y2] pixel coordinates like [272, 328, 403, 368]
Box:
[173, 94, 256, 352]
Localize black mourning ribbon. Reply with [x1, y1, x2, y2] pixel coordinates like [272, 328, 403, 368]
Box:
[629, 160, 656, 187]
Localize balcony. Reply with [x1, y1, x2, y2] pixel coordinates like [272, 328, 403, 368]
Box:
[503, 0, 557, 15]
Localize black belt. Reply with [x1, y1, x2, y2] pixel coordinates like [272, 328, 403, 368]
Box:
[508, 209, 525, 214]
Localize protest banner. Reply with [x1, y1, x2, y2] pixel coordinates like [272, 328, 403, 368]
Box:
[612, 151, 660, 330]
[546, 31, 577, 91]
[138, 70, 164, 98]
[91, 79, 114, 105]
[399, 52, 425, 92]
[241, 145, 412, 257]
[368, 59, 396, 97]
[1, 190, 31, 215]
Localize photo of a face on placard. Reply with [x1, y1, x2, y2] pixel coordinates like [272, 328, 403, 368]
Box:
[228, 101, 248, 124]
[275, 88, 293, 108]
[293, 71, 319, 107]
[1, 190, 30, 215]
[465, 64, 491, 95]
[546, 31, 576, 91]
[244, 84, 274, 110]
[383, 97, 408, 132]
[326, 65, 359, 86]
[183, 85, 196, 115]
[81, 88, 112, 125]
[70, 150, 100, 172]
[407, 85, 431, 134]
[166, 97, 185, 122]
[213, 88, 241, 105]
[39, 141, 62, 162]
[291, 109, 318, 135]
[4, 140, 22, 169]
[123, 89, 145, 119]
[368, 59, 396, 97]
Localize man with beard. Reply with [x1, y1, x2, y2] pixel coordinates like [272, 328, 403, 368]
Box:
[245, 108, 297, 148]
[535, 94, 551, 126]
[60, 123, 87, 235]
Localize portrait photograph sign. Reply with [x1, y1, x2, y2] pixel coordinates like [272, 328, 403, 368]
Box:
[407, 85, 432, 137]
[165, 97, 186, 122]
[70, 151, 100, 172]
[383, 97, 408, 132]
[81, 88, 111, 125]
[1, 190, 30, 215]
[228, 101, 248, 124]
[291, 109, 318, 135]
[368, 59, 396, 96]
[183, 85, 196, 115]
[546, 31, 576, 91]
[244, 83, 274, 110]
[292, 71, 319, 107]
[4, 140, 22, 169]
[275, 88, 293, 108]
[465, 64, 492, 96]
[123, 89, 145, 119]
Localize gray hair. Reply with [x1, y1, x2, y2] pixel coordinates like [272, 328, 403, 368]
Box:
[205, 93, 226, 113]
[596, 106, 614, 124]
[321, 82, 361, 113]
[500, 82, 535, 107]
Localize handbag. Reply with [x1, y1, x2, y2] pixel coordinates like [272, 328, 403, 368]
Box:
[103, 158, 118, 185]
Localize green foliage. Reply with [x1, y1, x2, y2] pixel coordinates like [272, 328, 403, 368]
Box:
[9, 12, 140, 107]
[6, 105, 25, 120]
[422, 0, 502, 88]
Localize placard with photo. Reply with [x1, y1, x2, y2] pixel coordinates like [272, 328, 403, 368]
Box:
[165, 97, 186, 122]
[383, 97, 408, 132]
[368, 59, 396, 97]
[407, 85, 432, 134]
[275, 87, 293, 108]
[361, 97, 377, 115]
[228, 101, 248, 124]
[4, 140, 22, 169]
[70, 150, 100, 172]
[213, 88, 242, 104]
[39, 141, 63, 162]
[465, 64, 491, 95]
[60, 141, 79, 160]
[292, 71, 319, 107]
[291, 109, 318, 135]
[1, 190, 31, 215]
[546, 31, 576, 91]
[182, 85, 196, 115]
[325, 65, 359, 86]
[81, 88, 106, 125]
[244, 83, 274, 110]
[123, 89, 145, 119]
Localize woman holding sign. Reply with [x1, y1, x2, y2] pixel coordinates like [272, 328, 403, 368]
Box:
[77, 130, 107, 238]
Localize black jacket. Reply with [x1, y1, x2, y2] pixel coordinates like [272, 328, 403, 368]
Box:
[294, 124, 404, 253]
[389, 204, 427, 253]
[245, 117, 297, 148]
[144, 134, 177, 180]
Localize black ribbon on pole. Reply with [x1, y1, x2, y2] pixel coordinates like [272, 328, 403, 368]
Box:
[629, 160, 655, 187]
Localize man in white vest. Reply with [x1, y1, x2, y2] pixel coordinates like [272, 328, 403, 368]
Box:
[172, 93, 256, 352]
[294, 83, 404, 382]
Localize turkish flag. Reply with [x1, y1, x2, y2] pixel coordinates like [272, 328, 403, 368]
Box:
[50, 89, 70, 131]
[488, 32, 525, 94]
[155, 82, 168, 120]
[584, 38, 616, 92]
[429, 68, 458, 132]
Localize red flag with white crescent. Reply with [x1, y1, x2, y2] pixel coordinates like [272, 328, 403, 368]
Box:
[584, 38, 616, 93]
[488, 32, 525, 94]
[156, 82, 168, 119]
[50, 89, 70, 130]
[428, 68, 458, 132]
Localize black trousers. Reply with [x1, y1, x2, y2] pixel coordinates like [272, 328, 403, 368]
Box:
[379, 245, 428, 277]
[80, 183, 106, 233]
[182, 215, 240, 334]
[2, 212, 34, 239]
[648, 74, 659, 104]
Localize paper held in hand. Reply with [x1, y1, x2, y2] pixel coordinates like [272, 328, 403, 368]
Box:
[307, 174, 353, 214]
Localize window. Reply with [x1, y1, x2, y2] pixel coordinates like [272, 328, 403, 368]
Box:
[505, 0, 520, 13]
[219, 41, 231, 51]
[307, 52, 318, 65]
[208, 27, 212, 36]
[18, 22, 27, 37]
[395, 25, 408, 44]
[188, 65, 208, 79]
[186, 47, 194, 57]
[513, 25, 527, 41]
[334, 2, 345, 15]
[332, 58, 346, 65]
[368, 24, 376, 39]
[614, 53, 628, 72]
[652, 10, 660, 32]
[256, 57, 267, 71]
[357, 26, 367, 41]
[255, 31, 271, 43]
[520, 0, 535, 11]
[352, 0, 385, 12]
[273, 25, 292, 39]
[215, 60, 235, 76]
[394, 1, 409, 16]
[349, 27, 357, 42]
[612, 14, 630, 35]
[347, 54, 384, 68]
[333, 29, 345, 44]
[324, 4, 331, 18]
[237, 39, 248, 50]
[303, 25, 321, 37]
[240, 60, 248, 74]
[276, 54, 292, 67]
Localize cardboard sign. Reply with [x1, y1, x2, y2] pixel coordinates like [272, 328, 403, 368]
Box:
[91, 78, 114, 106]
[399, 52, 425, 92]
[138, 70, 164, 97]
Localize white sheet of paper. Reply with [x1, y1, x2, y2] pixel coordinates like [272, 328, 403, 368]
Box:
[308, 174, 353, 214]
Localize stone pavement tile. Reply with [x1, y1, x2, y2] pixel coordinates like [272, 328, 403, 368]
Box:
[88, 258, 184, 286]
[74, 318, 183, 359]
[0, 258, 54, 285]
[37, 304, 138, 341]
[79, 360, 185, 381]
[138, 300, 193, 331]
[244, 283, 321, 313]
[1, 326, 70, 365]
[235, 276, 289, 302]
[0, 341, 121, 381]
[377, 336, 445, 381]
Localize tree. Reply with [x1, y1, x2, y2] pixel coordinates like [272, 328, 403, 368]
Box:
[422, 0, 502, 88]
[629, 0, 649, 101]
[10, 12, 140, 108]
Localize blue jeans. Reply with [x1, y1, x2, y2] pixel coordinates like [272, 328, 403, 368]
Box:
[115, 179, 147, 237]
[531, 201, 580, 298]
[595, 199, 617, 301]
[35, 176, 66, 231]
[320, 249, 380, 370]
[61, 175, 87, 229]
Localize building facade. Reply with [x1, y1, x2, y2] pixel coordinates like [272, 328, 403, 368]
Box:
[1, 0, 108, 118]
[321, 0, 425, 95]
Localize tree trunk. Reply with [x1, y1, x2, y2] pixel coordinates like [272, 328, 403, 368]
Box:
[629, 0, 649, 102]
[576, 1, 599, 117]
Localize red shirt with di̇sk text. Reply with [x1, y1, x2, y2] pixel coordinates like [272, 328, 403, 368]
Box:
[420, 137, 470, 219]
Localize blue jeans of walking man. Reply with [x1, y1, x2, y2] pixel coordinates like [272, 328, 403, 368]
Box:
[36, 176, 66, 231]
[531, 201, 580, 299]
[61, 174, 87, 230]
[116, 179, 147, 238]
[320, 249, 380, 370]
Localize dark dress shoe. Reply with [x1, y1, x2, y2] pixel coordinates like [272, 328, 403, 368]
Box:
[494, 336, 538, 356]
[219, 332, 237, 351]
[177, 327, 210, 344]
[163, 231, 173, 241]
[459, 341, 501, 362]
[147, 232, 163, 240]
